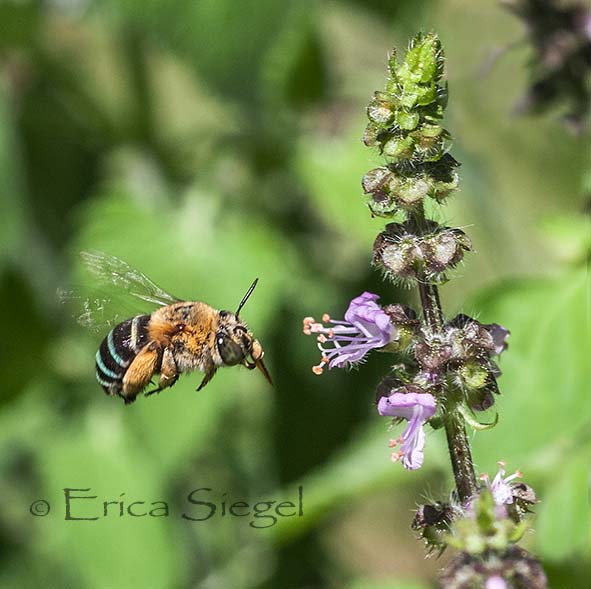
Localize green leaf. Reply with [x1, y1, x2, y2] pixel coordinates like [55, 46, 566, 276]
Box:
[99, 0, 293, 100]
[540, 214, 591, 265]
[295, 122, 381, 248]
[0, 86, 27, 269]
[262, 12, 329, 111]
[470, 269, 589, 464]
[0, 1, 41, 49]
[468, 269, 590, 561]
[536, 450, 591, 560]
[269, 420, 447, 543]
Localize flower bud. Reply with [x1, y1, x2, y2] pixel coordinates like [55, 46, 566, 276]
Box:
[362, 33, 460, 218]
[398, 33, 443, 86]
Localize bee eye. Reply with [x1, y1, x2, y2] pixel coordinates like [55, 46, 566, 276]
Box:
[217, 333, 244, 366]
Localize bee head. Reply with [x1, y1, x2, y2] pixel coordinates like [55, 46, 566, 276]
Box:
[216, 311, 268, 364]
[216, 311, 252, 366]
[216, 298, 273, 386]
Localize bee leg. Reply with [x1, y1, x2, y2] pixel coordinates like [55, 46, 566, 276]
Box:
[145, 387, 163, 397]
[122, 341, 161, 403]
[159, 347, 178, 388]
[145, 348, 178, 397]
[197, 367, 217, 392]
[144, 376, 178, 397]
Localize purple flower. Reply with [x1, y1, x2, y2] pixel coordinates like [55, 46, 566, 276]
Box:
[486, 576, 507, 589]
[485, 322, 510, 355]
[303, 292, 395, 374]
[377, 388, 436, 470]
[480, 461, 523, 506]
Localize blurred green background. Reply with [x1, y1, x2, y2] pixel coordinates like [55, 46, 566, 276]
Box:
[0, 0, 589, 588]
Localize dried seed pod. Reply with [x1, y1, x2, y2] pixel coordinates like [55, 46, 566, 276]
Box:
[373, 223, 423, 281]
[362, 167, 391, 194]
[448, 314, 510, 359]
[421, 228, 472, 277]
[413, 501, 455, 553]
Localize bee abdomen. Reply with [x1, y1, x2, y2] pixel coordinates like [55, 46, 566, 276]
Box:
[96, 314, 151, 395]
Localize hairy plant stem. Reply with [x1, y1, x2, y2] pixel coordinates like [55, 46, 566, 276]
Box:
[411, 206, 478, 504]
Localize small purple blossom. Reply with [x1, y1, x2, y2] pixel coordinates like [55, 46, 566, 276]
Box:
[486, 575, 508, 589]
[377, 389, 436, 470]
[303, 292, 395, 374]
[485, 323, 510, 355]
[480, 461, 523, 507]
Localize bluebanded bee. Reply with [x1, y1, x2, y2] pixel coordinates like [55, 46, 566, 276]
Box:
[61, 252, 272, 405]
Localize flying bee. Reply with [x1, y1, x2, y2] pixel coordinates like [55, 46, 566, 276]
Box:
[62, 252, 272, 405]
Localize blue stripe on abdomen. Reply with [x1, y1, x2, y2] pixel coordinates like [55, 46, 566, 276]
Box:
[95, 349, 119, 379]
[95, 314, 150, 395]
[108, 329, 128, 368]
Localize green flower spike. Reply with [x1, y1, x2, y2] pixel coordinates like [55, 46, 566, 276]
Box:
[362, 33, 459, 217]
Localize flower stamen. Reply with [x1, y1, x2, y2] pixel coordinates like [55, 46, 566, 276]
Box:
[303, 292, 396, 374]
[481, 461, 524, 506]
[391, 450, 404, 462]
[378, 389, 436, 470]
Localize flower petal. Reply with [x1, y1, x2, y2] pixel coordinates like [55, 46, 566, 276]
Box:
[377, 391, 436, 421]
[485, 323, 510, 355]
[400, 412, 426, 470]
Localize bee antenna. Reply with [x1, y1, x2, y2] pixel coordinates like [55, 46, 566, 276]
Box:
[236, 278, 259, 316]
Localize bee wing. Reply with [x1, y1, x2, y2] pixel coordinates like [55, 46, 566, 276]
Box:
[80, 251, 181, 307]
[57, 288, 132, 333]
[58, 251, 182, 333]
